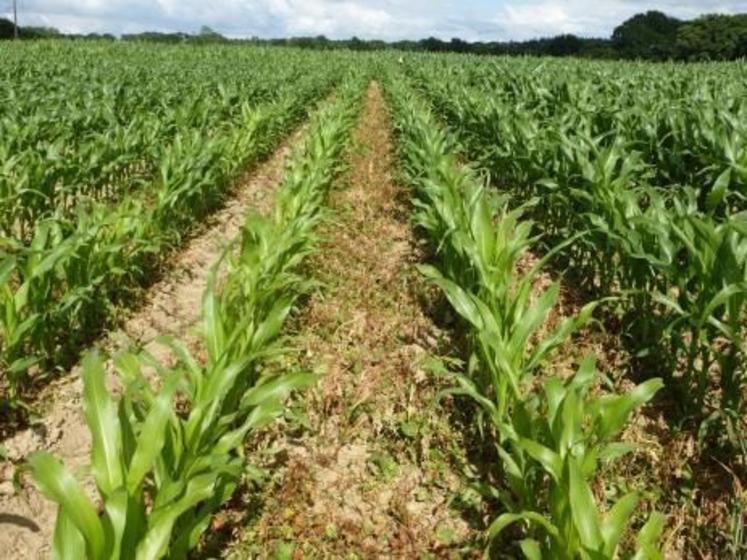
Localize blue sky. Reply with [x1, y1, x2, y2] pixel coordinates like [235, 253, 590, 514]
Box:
[3, 0, 747, 41]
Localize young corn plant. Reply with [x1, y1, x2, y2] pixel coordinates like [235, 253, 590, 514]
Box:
[488, 357, 664, 560]
[0, 69, 338, 412]
[387, 77, 664, 558]
[656, 204, 747, 435]
[24, 83, 362, 559]
[409, 57, 747, 441]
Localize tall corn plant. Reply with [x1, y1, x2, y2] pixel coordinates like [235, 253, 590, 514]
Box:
[386, 77, 664, 558]
[24, 80, 362, 560]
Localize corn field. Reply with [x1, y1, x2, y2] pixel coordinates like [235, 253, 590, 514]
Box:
[0, 42, 744, 559]
[403, 55, 747, 447]
[0, 43, 346, 406]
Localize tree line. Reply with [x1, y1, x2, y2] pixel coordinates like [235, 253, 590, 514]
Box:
[2, 11, 746, 61]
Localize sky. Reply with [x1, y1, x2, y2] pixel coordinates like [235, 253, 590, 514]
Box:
[2, 0, 747, 41]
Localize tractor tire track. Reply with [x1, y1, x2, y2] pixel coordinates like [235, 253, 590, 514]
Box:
[226, 83, 478, 559]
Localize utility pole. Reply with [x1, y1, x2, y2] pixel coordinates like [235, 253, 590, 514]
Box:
[13, 0, 19, 39]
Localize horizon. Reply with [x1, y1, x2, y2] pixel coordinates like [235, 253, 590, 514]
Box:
[2, 1, 747, 42]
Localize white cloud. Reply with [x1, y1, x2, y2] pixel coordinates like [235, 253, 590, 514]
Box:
[262, 0, 399, 36]
[2, 0, 746, 40]
[499, 4, 584, 39]
[494, 0, 747, 40]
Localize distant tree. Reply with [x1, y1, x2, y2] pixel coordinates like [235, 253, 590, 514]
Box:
[8, 9, 745, 61]
[21, 26, 62, 39]
[0, 17, 14, 39]
[420, 36, 446, 52]
[579, 38, 617, 58]
[313, 35, 331, 49]
[288, 36, 321, 49]
[450, 37, 469, 53]
[676, 14, 747, 60]
[83, 33, 116, 41]
[348, 36, 369, 51]
[122, 31, 189, 43]
[196, 25, 227, 43]
[738, 33, 747, 58]
[546, 34, 583, 56]
[612, 11, 681, 59]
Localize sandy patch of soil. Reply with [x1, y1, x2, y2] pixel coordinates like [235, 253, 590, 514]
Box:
[225, 83, 479, 559]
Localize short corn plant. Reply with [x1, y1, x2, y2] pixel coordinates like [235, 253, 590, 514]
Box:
[26, 257, 315, 560]
[387, 78, 664, 558]
[411, 59, 747, 442]
[486, 357, 664, 559]
[0, 73, 334, 412]
[24, 83, 362, 559]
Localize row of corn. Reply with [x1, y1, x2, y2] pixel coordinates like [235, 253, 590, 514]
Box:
[0, 44, 343, 238]
[0, 45, 348, 410]
[407, 55, 746, 214]
[385, 75, 665, 559]
[406, 56, 747, 448]
[25, 74, 364, 560]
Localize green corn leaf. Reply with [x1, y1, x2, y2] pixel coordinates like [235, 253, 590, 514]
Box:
[701, 282, 747, 325]
[559, 389, 583, 456]
[544, 377, 566, 429]
[186, 356, 249, 447]
[526, 301, 598, 372]
[81, 352, 124, 497]
[202, 269, 227, 363]
[6, 310, 40, 346]
[601, 492, 639, 556]
[418, 264, 484, 330]
[240, 372, 318, 409]
[512, 283, 559, 352]
[30, 237, 76, 280]
[568, 458, 603, 551]
[103, 488, 129, 560]
[443, 372, 500, 421]
[13, 281, 31, 314]
[495, 443, 524, 481]
[597, 442, 637, 461]
[594, 378, 663, 440]
[28, 452, 106, 559]
[705, 168, 731, 213]
[170, 477, 239, 558]
[8, 355, 42, 376]
[632, 512, 665, 560]
[125, 373, 179, 494]
[113, 352, 155, 408]
[520, 539, 542, 560]
[249, 297, 294, 351]
[52, 508, 86, 560]
[518, 439, 562, 482]
[568, 354, 598, 392]
[487, 510, 560, 542]
[0, 257, 16, 286]
[156, 336, 203, 398]
[213, 401, 284, 456]
[650, 292, 686, 319]
[136, 473, 217, 560]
